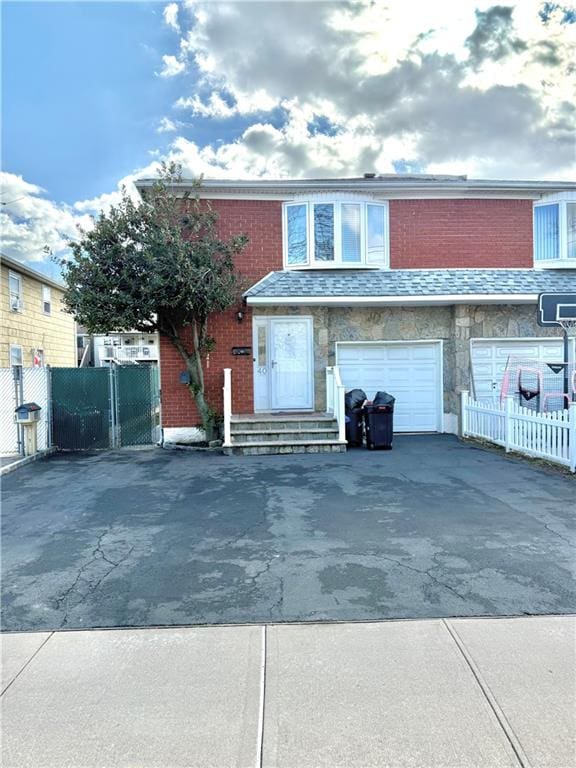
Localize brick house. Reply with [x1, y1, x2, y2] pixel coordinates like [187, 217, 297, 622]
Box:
[134, 175, 576, 452]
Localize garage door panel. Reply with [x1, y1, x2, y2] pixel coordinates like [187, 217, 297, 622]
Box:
[386, 347, 412, 361]
[410, 346, 437, 360]
[337, 343, 442, 433]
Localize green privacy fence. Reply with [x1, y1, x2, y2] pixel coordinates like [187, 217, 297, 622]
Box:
[51, 365, 160, 450]
[115, 365, 161, 447]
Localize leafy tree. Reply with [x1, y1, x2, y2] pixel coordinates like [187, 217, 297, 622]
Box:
[60, 163, 248, 441]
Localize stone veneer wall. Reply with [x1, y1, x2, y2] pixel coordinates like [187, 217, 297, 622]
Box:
[254, 304, 564, 431]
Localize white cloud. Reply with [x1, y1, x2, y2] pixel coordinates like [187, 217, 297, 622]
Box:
[0, 172, 94, 263]
[158, 54, 185, 78]
[165, 0, 575, 180]
[157, 116, 178, 133]
[163, 2, 180, 32]
[4, 0, 575, 276]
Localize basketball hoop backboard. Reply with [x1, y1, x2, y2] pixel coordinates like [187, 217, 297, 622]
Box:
[538, 293, 576, 327]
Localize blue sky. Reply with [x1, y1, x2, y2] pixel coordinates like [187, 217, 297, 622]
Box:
[4, 2, 192, 204]
[1, 1, 575, 277]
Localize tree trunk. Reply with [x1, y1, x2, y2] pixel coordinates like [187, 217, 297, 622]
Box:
[166, 331, 218, 443]
[189, 383, 217, 442]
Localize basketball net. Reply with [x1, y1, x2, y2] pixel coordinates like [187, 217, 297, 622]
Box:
[558, 318, 576, 336]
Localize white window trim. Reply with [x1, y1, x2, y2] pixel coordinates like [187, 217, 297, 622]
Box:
[533, 197, 576, 268]
[282, 197, 389, 270]
[8, 271, 23, 312]
[10, 344, 23, 367]
[42, 285, 51, 314]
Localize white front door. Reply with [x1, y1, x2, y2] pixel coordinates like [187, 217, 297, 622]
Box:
[253, 317, 314, 411]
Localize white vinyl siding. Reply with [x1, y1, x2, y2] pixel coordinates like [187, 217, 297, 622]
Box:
[337, 342, 443, 432]
[283, 199, 389, 268]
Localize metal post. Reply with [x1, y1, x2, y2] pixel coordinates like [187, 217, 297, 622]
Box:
[223, 368, 232, 447]
[108, 364, 118, 448]
[13, 365, 24, 456]
[46, 366, 53, 449]
[460, 390, 469, 437]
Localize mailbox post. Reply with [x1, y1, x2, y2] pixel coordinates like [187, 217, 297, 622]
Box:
[14, 403, 42, 456]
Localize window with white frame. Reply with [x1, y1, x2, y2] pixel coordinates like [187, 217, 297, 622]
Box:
[534, 198, 576, 266]
[283, 198, 389, 268]
[42, 285, 51, 314]
[10, 345, 23, 366]
[9, 272, 22, 311]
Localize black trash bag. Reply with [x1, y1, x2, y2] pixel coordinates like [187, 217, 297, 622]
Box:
[345, 389, 367, 411]
[373, 391, 395, 408]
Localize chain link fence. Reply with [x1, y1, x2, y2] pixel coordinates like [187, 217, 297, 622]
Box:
[1, 364, 160, 456]
[0, 367, 50, 455]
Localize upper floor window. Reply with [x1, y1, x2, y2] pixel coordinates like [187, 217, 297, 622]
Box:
[42, 285, 51, 314]
[283, 198, 389, 268]
[9, 272, 22, 312]
[534, 197, 576, 267]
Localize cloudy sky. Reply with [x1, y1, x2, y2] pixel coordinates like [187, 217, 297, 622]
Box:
[2, 0, 575, 276]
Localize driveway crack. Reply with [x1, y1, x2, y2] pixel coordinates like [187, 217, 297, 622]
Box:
[379, 554, 468, 602]
[54, 528, 134, 627]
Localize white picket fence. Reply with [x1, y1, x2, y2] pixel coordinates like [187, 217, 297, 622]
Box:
[461, 391, 576, 472]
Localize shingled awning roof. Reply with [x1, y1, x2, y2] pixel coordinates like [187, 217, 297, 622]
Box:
[244, 269, 576, 306]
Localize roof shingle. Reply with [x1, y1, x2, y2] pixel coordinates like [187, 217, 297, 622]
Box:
[244, 269, 576, 300]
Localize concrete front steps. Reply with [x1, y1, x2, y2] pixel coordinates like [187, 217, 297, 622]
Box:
[224, 413, 347, 456]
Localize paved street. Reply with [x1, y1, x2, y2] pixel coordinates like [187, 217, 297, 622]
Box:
[2, 435, 575, 631]
[2, 616, 575, 768]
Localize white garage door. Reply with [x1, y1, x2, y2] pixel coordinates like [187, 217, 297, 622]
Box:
[471, 338, 570, 404]
[337, 342, 442, 432]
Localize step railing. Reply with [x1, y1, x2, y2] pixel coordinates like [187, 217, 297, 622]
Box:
[223, 368, 232, 447]
[326, 366, 346, 443]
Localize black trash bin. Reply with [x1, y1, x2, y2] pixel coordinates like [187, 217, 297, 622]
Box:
[364, 391, 395, 450]
[344, 389, 366, 447]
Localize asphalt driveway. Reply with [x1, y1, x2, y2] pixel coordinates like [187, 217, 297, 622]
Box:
[1, 436, 575, 632]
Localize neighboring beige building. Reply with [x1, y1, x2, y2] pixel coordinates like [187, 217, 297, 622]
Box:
[1, 254, 76, 368]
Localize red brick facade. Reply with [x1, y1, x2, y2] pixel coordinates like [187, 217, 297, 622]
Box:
[160, 199, 283, 427]
[390, 199, 533, 269]
[161, 196, 534, 427]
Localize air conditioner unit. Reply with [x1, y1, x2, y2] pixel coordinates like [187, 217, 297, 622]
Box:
[10, 298, 22, 312]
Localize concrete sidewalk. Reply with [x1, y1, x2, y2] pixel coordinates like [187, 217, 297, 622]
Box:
[1, 617, 574, 768]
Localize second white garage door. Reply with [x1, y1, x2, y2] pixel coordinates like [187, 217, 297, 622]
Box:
[470, 338, 570, 404]
[337, 342, 443, 432]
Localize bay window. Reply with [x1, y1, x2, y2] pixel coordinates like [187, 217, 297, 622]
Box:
[534, 198, 576, 266]
[284, 198, 389, 268]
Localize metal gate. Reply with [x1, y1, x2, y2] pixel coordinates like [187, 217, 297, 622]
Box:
[51, 365, 160, 450]
[115, 365, 161, 447]
[51, 368, 111, 450]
